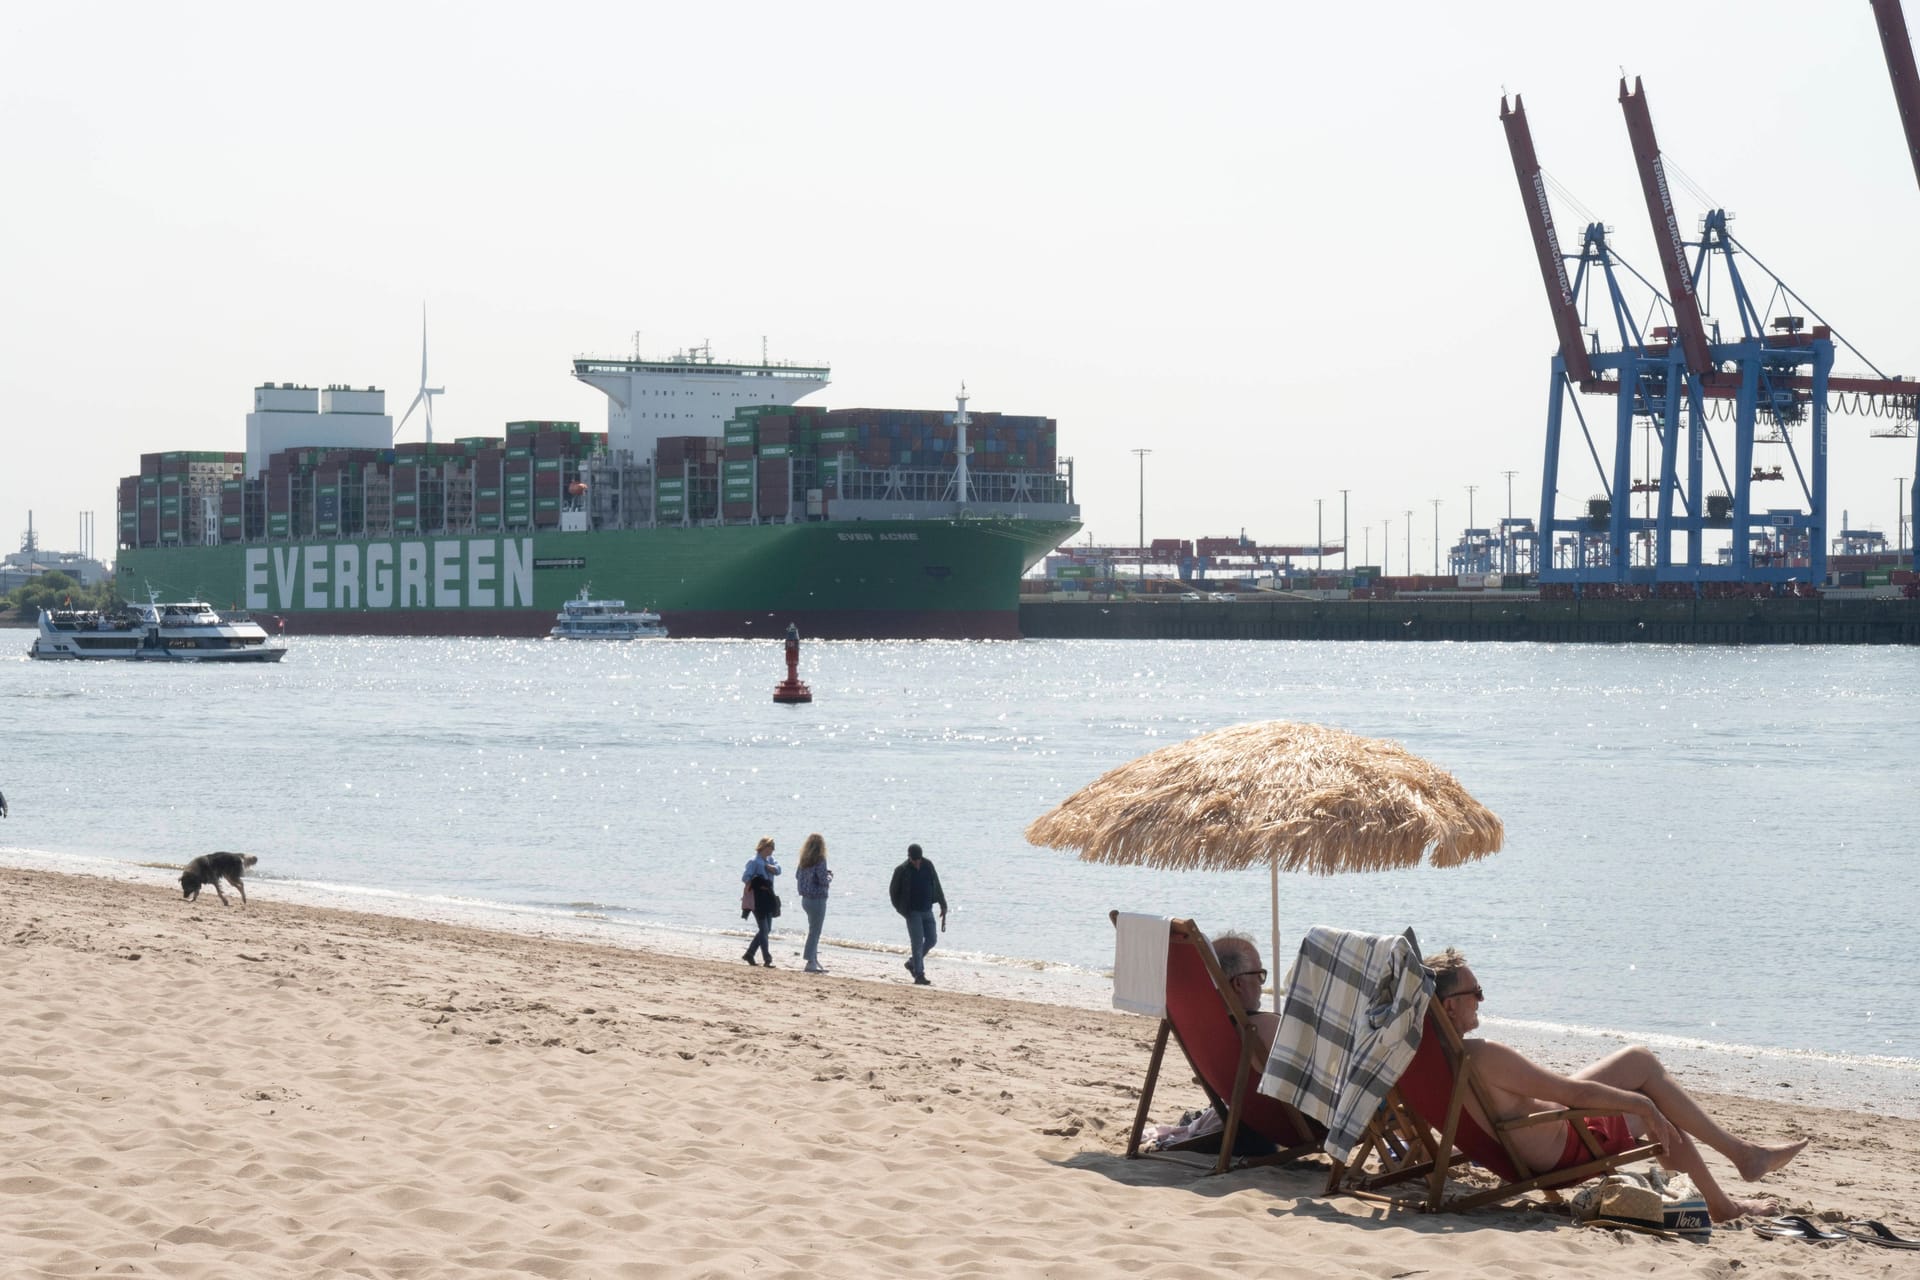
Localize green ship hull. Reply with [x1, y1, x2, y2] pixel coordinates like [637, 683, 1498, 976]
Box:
[114, 517, 1080, 639]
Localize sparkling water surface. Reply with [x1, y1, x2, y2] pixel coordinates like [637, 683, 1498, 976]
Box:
[4, 635, 1914, 1114]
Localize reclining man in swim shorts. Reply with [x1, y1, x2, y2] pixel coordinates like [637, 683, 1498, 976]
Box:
[1427, 947, 1807, 1222]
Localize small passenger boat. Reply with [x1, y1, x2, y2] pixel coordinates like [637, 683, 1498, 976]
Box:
[29, 596, 289, 662]
[549, 587, 668, 640]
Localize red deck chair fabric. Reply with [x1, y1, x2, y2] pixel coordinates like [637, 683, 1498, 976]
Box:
[1393, 1013, 1534, 1182]
[1116, 915, 1326, 1175]
[1335, 1007, 1663, 1211]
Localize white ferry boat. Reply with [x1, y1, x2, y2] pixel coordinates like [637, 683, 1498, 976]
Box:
[29, 597, 288, 662]
[549, 587, 668, 640]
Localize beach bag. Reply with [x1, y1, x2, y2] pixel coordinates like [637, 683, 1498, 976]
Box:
[1656, 1175, 1712, 1239]
[1571, 1172, 1707, 1238]
[740, 883, 753, 919]
[770, 893, 783, 918]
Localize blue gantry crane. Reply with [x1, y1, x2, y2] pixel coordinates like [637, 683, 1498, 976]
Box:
[1501, 78, 1920, 592]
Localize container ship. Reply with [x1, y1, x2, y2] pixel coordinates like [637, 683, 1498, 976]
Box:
[112, 347, 1081, 639]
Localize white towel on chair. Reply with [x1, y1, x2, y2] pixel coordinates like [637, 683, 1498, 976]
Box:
[1112, 912, 1171, 1016]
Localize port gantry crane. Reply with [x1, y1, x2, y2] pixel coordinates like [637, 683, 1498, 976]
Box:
[1502, 79, 1920, 591]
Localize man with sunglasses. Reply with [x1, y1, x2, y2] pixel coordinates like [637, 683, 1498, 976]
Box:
[1213, 933, 1281, 1059]
[1426, 947, 1806, 1222]
[1142, 932, 1282, 1159]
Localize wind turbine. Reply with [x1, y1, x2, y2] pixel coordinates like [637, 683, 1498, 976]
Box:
[395, 308, 444, 444]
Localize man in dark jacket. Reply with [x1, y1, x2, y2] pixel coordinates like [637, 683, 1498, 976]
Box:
[888, 843, 947, 985]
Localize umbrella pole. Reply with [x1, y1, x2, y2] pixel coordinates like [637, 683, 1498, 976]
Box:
[1269, 859, 1280, 1006]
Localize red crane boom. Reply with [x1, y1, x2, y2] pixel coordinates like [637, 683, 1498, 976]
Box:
[1499, 94, 1593, 385]
[1583, 368, 1914, 401]
[1618, 77, 1716, 377]
[1872, 0, 1920, 192]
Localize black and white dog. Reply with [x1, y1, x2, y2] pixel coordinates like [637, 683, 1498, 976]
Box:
[180, 852, 258, 906]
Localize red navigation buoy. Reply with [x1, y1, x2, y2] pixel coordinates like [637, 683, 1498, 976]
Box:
[772, 622, 813, 704]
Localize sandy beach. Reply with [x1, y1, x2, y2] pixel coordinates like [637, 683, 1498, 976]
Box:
[2, 867, 1912, 1279]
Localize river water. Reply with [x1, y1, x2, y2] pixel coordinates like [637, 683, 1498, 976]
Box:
[3, 633, 1913, 1114]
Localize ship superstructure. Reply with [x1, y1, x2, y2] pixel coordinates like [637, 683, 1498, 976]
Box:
[572, 343, 830, 466]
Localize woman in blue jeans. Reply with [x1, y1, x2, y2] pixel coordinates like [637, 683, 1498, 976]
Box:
[794, 833, 833, 974]
[740, 836, 780, 967]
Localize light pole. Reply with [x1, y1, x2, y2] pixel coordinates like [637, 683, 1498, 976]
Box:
[1382, 519, 1390, 575]
[1315, 498, 1324, 573]
[1431, 498, 1442, 575]
[1363, 526, 1371, 566]
[1404, 509, 1413, 577]
[1901, 477, 1909, 554]
[1132, 448, 1151, 586]
[1339, 488, 1349, 573]
[1465, 484, 1478, 573]
[1500, 468, 1519, 575]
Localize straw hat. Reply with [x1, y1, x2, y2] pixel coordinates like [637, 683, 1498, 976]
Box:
[1571, 1175, 1666, 1232]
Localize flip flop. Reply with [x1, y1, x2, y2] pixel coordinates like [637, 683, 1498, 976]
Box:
[1840, 1221, 1920, 1250]
[1752, 1215, 1848, 1242]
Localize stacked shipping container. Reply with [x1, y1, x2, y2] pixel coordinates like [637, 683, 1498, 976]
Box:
[120, 451, 246, 547]
[118, 428, 607, 548]
[651, 404, 1060, 526]
[121, 403, 1063, 544]
[814, 407, 1056, 472]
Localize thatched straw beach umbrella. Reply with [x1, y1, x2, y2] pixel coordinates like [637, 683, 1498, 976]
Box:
[1025, 720, 1504, 978]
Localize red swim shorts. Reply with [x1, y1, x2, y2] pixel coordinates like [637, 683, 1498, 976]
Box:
[1560, 1113, 1639, 1168]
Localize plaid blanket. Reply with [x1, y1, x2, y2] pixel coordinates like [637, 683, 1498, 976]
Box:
[1256, 926, 1431, 1163]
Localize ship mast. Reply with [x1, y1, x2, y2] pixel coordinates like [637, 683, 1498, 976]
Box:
[954, 383, 973, 509]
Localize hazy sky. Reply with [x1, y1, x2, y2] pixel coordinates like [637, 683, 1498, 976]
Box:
[6, 1, 1920, 572]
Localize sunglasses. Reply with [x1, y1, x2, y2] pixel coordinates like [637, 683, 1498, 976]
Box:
[1232, 968, 1268, 984]
[1445, 985, 1486, 1002]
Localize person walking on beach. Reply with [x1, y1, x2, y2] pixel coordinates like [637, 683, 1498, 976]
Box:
[741, 836, 781, 967]
[1428, 947, 1806, 1221]
[795, 833, 833, 974]
[888, 843, 947, 985]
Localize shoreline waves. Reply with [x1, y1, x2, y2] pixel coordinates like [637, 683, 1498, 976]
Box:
[12, 846, 1917, 1124]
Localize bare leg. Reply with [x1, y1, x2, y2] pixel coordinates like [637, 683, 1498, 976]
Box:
[1645, 1125, 1778, 1222]
[1575, 1046, 1805, 1216]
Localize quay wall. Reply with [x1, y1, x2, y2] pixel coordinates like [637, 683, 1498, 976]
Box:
[1018, 595, 1920, 645]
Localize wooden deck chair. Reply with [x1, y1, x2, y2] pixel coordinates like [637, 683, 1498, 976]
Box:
[1111, 913, 1326, 1175]
[1329, 1003, 1663, 1212]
